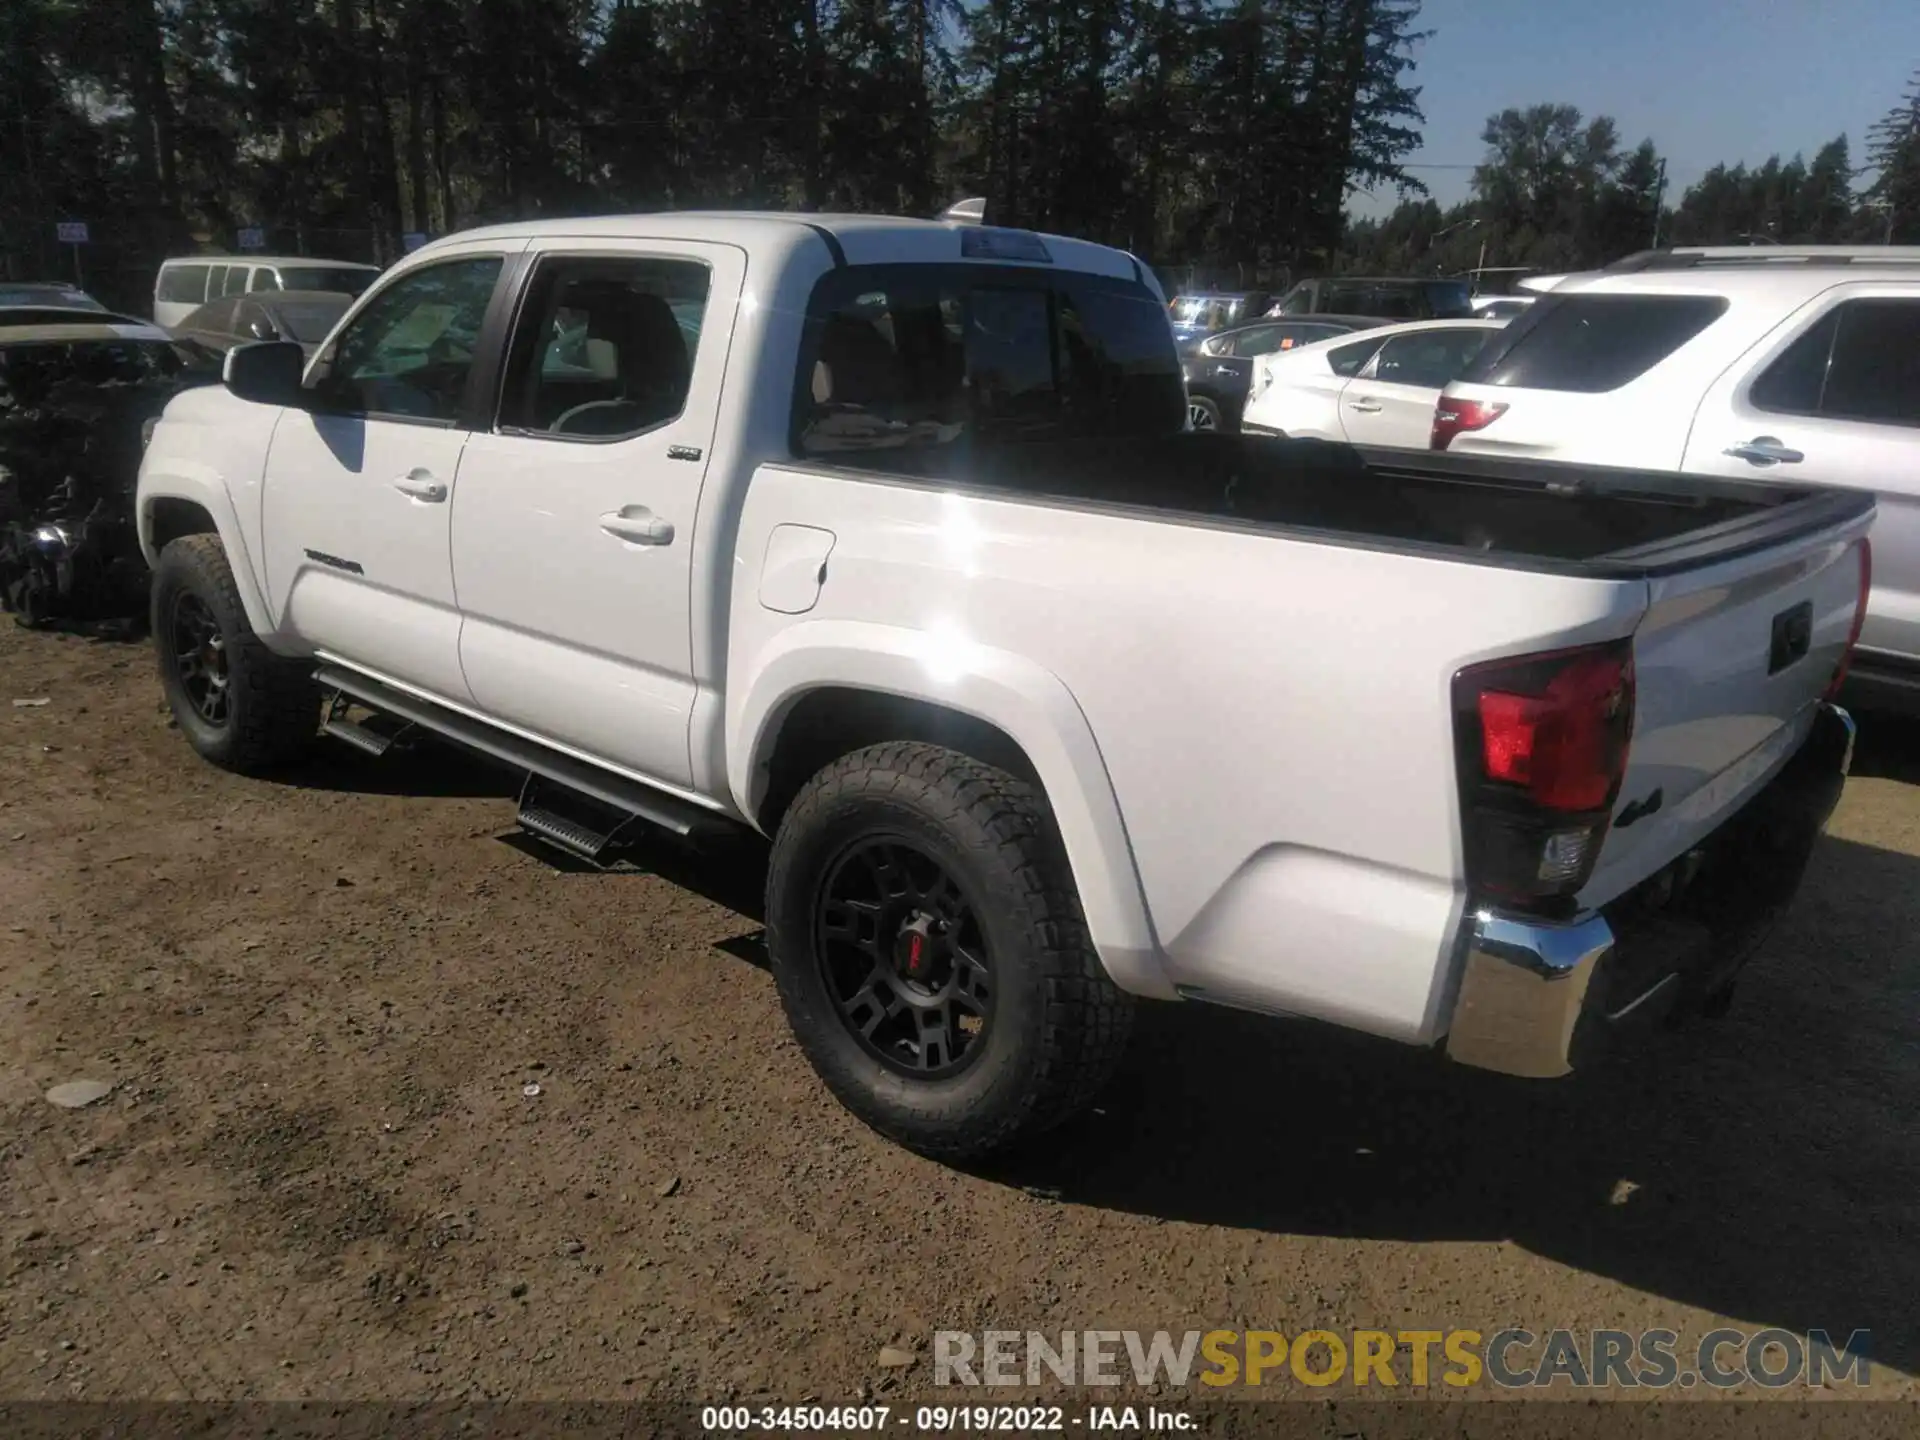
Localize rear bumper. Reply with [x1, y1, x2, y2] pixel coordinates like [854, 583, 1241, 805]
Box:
[1444, 702, 1854, 1079]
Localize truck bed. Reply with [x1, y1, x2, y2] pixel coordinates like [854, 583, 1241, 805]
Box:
[954, 434, 1875, 576]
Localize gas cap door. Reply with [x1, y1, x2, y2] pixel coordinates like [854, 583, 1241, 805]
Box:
[758, 524, 837, 615]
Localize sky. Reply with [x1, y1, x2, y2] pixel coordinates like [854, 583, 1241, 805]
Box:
[1349, 0, 1918, 218]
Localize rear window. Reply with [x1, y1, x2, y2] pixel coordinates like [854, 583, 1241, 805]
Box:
[1461, 293, 1728, 393]
[157, 265, 210, 304]
[794, 265, 1184, 475]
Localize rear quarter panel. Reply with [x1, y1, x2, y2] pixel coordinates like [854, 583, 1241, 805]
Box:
[726, 465, 1646, 1043]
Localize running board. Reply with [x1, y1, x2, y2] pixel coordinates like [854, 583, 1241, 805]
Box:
[312, 664, 707, 840]
[321, 714, 394, 757]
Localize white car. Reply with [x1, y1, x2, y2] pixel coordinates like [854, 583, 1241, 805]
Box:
[1241, 318, 1505, 448]
[1436, 245, 1920, 711]
[137, 213, 1868, 1160]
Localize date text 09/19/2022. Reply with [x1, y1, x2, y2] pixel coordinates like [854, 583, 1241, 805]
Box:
[700, 1404, 1196, 1432]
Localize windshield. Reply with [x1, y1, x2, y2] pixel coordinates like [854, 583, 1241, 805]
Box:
[0, 287, 104, 312]
[0, 338, 187, 397]
[280, 267, 378, 297]
[1422, 280, 1475, 318]
[271, 297, 352, 343]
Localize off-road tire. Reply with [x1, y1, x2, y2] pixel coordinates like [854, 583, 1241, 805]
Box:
[152, 534, 317, 774]
[765, 741, 1134, 1160]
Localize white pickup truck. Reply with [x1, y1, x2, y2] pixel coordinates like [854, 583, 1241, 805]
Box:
[137, 212, 1873, 1161]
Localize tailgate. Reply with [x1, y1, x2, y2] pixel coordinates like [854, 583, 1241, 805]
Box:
[1581, 516, 1872, 907]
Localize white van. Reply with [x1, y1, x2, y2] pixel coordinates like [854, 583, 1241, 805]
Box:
[153, 256, 381, 328]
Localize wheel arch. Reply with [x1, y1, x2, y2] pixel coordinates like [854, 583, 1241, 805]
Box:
[138, 482, 277, 639]
[729, 623, 1173, 999]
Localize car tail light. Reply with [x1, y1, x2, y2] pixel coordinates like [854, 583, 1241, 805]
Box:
[1823, 538, 1872, 700]
[1431, 397, 1508, 451]
[1452, 639, 1635, 912]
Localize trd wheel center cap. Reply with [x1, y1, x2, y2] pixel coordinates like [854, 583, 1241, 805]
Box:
[892, 912, 938, 984]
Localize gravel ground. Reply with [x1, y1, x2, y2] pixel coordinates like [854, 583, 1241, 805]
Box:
[3, 618, 1917, 1408]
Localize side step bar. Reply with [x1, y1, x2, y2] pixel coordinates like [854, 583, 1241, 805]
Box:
[313, 665, 711, 843]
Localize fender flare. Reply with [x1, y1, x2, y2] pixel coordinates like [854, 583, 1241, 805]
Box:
[138, 472, 280, 642]
[728, 620, 1175, 1000]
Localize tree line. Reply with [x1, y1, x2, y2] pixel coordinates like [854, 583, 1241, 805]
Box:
[1349, 83, 1920, 280]
[1, 2, 1916, 311]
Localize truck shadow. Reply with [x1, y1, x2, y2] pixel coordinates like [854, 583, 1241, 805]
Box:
[984, 832, 1920, 1378]
[1850, 707, 1920, 786]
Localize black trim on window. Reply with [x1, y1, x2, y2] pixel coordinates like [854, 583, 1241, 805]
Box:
[461, 249, 536, 431]
[800, 223, 847, 269]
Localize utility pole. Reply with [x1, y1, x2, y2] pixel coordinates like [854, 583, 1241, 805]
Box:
[1650, 157, 1668, 249]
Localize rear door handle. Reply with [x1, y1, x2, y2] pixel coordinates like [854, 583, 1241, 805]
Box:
[1723, 436, 1804, 466]
[1347, 399, 1382, 413]
[390, 470, 448, 503]
[599, 505, 675, 546]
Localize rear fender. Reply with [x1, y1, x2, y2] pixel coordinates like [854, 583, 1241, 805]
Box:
[730, 620, 1174, 1000]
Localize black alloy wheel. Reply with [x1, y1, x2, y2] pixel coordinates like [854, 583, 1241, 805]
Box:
[815, 836, 993, 1077]
[169, 590, 230, 727]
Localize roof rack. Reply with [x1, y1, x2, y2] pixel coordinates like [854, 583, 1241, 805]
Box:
[1605, 245, 1920, 273]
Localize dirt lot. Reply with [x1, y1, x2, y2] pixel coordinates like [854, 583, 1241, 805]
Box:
[4, 616, 1919, 1407]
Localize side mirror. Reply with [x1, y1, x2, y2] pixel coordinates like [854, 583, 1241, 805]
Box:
[223, 340, 306, 407]
[245, 317, 277, 341]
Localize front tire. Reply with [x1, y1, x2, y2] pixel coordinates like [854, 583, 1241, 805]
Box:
[152, 534, 317, 774]
[765, 742, 1134, 1160]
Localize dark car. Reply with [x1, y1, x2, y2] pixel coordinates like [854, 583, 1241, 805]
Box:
[173, 290, 354, 360]
[1181, 315, 1388, 432]
[1167, 291, 1275, 349]
[0, 311, 219, 624]
[1272, 275, 1476, 322]
[0, 283, 106, 313]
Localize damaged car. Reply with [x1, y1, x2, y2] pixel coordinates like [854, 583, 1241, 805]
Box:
[0, 308, 219, 626]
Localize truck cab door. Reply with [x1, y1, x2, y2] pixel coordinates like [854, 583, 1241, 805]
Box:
[1682, 288, 1920, 665]
[258, 245, 521, 703]
[449, 239, 745, 791]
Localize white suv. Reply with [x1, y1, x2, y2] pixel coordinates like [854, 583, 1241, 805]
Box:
[1435, 246, 1920, 711]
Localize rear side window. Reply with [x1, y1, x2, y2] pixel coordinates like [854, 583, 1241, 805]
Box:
[249, 268, 282, 293]
[1753, 299, 1920, 428]
[1372, 328, 1494, 388]
[1328, 336, 1385, 377]
[157, 265, 209, 304]
[792, 265, 1183, 474]
[1463, 294, 1728, 393]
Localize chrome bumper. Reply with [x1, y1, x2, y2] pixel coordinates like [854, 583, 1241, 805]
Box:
[1445, 703, 1855, 1080]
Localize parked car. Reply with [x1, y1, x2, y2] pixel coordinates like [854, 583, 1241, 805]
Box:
[1242, 318, 1505, 448]
[1272, 275, 1477, 321]
[140, 212, 1868, 1161]
[173, 291, 354, 360]
[1435, 243, 1920, 713]
[1167, 291, 1273, 349]
[1, 309, 218, 623]
[1472, 296, 1535, 321]
[0, 283, 106, 313]
[153, 256, 379, 328]
[1182, 315, 1386, 432]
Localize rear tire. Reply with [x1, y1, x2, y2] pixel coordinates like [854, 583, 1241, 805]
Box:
[152, 534, 317, 774]
[764, 741, 1134, 1160]
[1187, 395, 1223, 432]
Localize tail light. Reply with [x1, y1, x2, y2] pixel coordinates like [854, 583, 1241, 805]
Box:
[1823, 538, 1872, 700]
[1452, 639, 1635, 913]
[1432, 397, 1508, 451]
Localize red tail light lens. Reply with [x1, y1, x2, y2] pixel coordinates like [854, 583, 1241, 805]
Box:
[1453, 640, 1636, 912]
[1431, 397, 1508, 451]
[1823, 538, 1872, 700]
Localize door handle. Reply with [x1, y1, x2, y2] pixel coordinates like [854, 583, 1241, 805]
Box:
[390, 469, 448, 502]
[1723, 436, 1804, 466]
[1347, 399, 1382, 413]
[599, 505, 675, 546]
